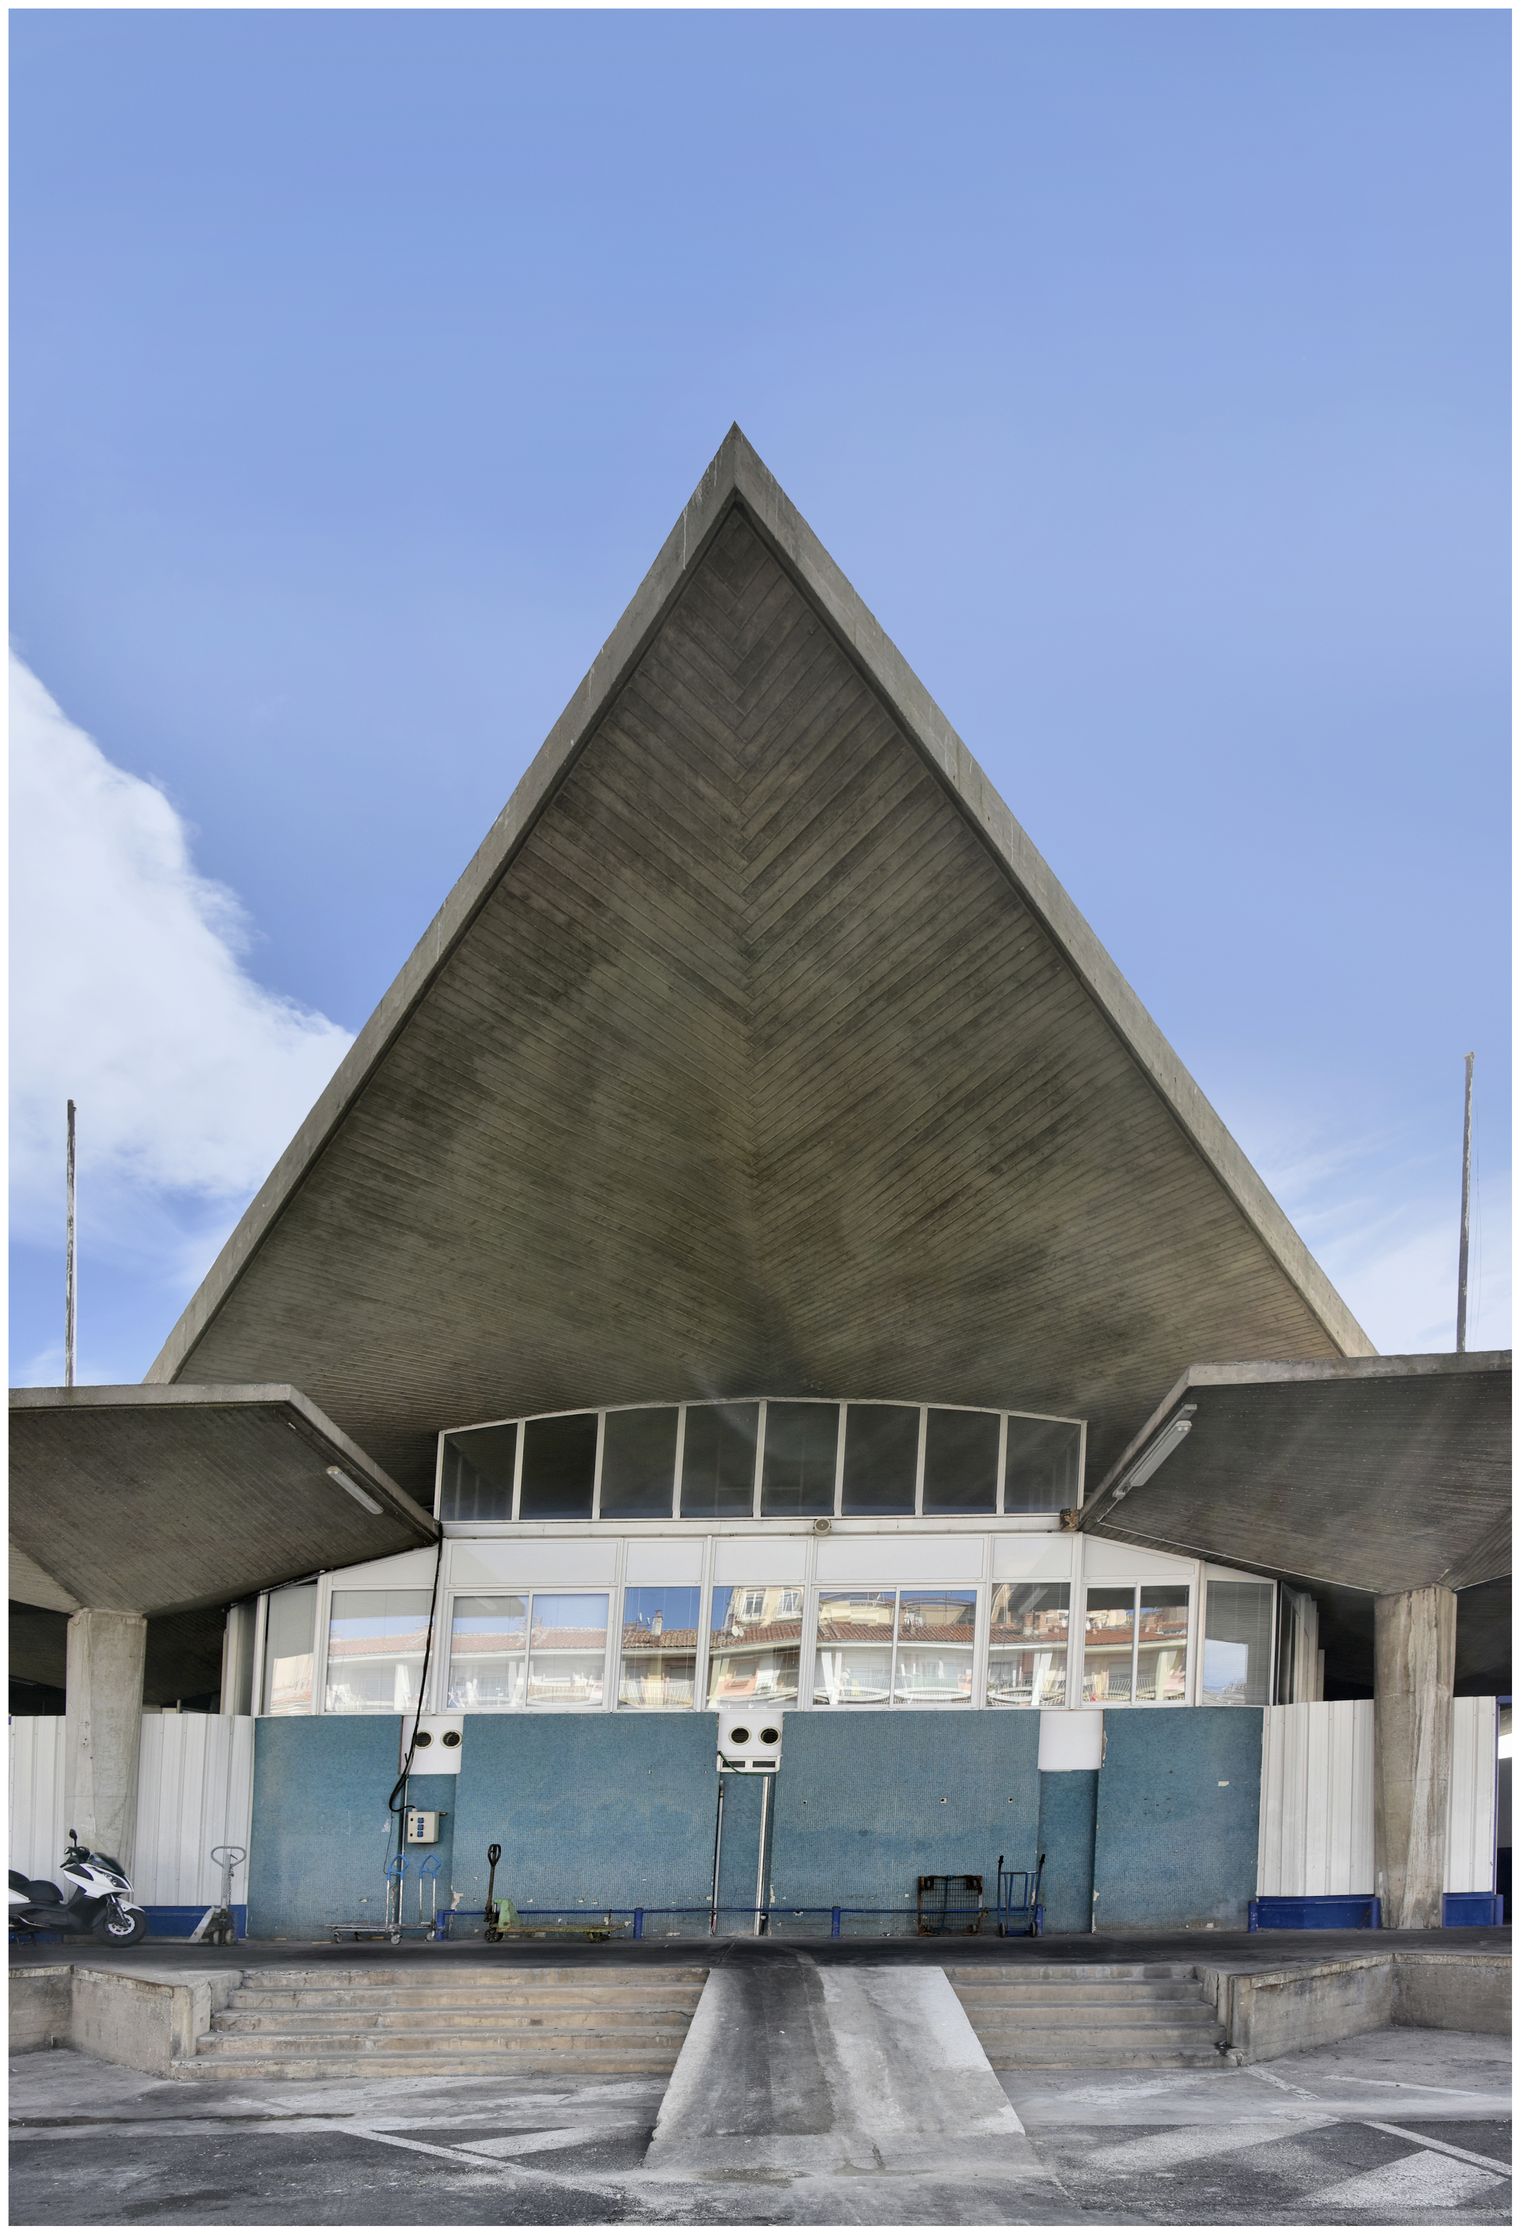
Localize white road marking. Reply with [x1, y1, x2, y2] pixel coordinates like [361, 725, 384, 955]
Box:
[1306, 2146, 1504, 2212]
[1361, 2120, 1511, 2177]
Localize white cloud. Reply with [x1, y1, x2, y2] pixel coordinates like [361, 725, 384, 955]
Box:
[1224, 1095, 1511, 1357]
[9, 653, 353, 1268]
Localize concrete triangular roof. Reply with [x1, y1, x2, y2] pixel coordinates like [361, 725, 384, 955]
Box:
[148, 427, 1371, 1494]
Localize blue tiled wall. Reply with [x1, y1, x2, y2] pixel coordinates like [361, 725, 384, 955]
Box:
[1037, 1769, 1098, 1934]
[250, 1715, 405, 1938]
[715, 1770, 766, 1930]
[248, 1706, 1265, 1939]
[1092, 1708, 1263, 1930]
[448, 1713, 719, 1923]
[767, 1711, 1042, 1927]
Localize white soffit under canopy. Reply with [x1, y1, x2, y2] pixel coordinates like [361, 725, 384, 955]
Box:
[147, 428, 1370, 1498]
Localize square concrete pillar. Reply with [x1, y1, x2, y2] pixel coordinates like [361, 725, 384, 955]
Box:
[65, 1609, 147, 1871]
[1373, 1585, 1456, 1931]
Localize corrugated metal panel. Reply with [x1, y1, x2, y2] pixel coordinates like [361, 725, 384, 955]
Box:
[9, 1714, 253, 1906]
[1261, 1697, 1497, 1898]
[132, 1714, 256, 1906]
[7, 1718, 68, 1881]
[1446, 1697, 1498, 1894]
[1257, 1701, 1373, 1896]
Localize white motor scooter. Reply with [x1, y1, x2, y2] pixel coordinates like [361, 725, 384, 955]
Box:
[9, 1829, 148, 1945]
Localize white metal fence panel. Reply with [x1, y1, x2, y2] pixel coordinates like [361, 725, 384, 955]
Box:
[7, 1717, 68, 1883]
[132, 1714, 256, 1906]
[1257, 1700, 1374, 1896]
[1446, 1696, 1498, 1894]
[1259, 1697, 1499, 1899]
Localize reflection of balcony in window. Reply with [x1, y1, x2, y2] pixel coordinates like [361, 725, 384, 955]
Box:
[987, 1645, 1066, 1708]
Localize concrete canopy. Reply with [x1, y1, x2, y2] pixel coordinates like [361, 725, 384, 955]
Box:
[147, 427, 1370, 1499]
[9, 1384, 436, 1618]
[1081, 1352, 1511, 1596]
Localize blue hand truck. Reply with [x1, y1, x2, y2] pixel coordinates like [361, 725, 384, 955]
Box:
[995, 1851, 1045, 1937]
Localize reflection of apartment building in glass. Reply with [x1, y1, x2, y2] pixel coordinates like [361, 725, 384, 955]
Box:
[11, 433, 1507, 1942]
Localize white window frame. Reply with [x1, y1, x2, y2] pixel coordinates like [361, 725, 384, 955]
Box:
[1077, 1579, 1193, 1709]
[983, 1578, 1074, 1711]
[810, 1581, 982, 1710]
[435, 1394, 1085, 1534]
[441, 1584, 615, 1712]
[614, 1577, 707, 1711]
[320, 1583, 435, 1717]
[1198, 1569, 1278, 1709]
[705, 1574, 809, 1712]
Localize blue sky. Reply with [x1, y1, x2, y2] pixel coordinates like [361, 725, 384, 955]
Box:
[10, 9, 1510, 1388]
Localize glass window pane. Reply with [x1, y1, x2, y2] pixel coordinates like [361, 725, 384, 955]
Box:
[1081, 1588, 1135, 1704]
[816, 1589, 896, 1643]
[519, 1413, 598, 1520]
[895, 1590, 976, 1705]
[447, 1594, 527, 1709]
[439, 1425, 518, 1521]
[1202, 1580, 1274, 1706]
[600, 1408, 679, 1519]
[707, 1584, 801, 1705]
[1003, 1417, 1082, 1514]
[840, 1405, 920, 1515]
[526, 1591, 608, 1706]
[263, 1582, 316, 1715]
[680, 1403, 759, 1517]
[1136, 1585, 1190, 1704]
[922, 1409, 999, 1515]
[325, 1590, 431, 1714]
[618, 1586, 700, 1709]
[987, 1583, 1069, 1708]
[813, 1590, 893, 1703]
[760, 1402, 839, 1516]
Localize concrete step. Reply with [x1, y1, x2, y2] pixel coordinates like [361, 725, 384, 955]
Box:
[214, 2001, 699, 2035]
[984, 2044, 1229, 2069]
[241, 1964, 707, 1988]
[968, 2020, 1224, 2052]
[182, 2048, 681, 2080]
[187, 1963, 705, 2081]
[949, 1963, 1224, 2070]
[944, 1964, 1199, 1984]
[198, 2023, 690, 2056]
[226, 1983, 703, 2014]
[960, 1993, 1206, 2011]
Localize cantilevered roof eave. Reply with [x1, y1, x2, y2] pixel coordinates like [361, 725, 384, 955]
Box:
[1079, 1350, 1511, 1596]
[10, 1383, 438, 1618]
[146, 424, 1373, 1393]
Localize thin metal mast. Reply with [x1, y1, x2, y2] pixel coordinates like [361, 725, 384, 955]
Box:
[1456, 1053, 1474, 1353]
[65, 1099, 78, 1387]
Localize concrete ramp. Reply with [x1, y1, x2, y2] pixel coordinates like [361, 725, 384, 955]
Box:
[645, 1958, 1032, 2177]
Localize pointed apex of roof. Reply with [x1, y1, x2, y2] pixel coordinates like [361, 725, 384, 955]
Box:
[148, 433, 1372, 1467]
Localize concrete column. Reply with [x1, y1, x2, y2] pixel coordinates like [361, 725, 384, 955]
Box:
[65, 1610, 147, 1870]
[1373, 1585, 1456, 1930]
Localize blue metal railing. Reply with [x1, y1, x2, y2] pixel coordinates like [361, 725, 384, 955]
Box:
[438, 1902, 934, 1941]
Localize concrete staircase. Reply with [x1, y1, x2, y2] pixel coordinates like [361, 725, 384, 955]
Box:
[947, 1964, 1228, 2068]
[182, 1963, 708, 2080]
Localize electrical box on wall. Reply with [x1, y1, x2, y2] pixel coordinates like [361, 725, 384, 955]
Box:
[718, 1706, 783, 1772]
[405, 1809, 440, 1844]
[401, 1716, 464, 1774]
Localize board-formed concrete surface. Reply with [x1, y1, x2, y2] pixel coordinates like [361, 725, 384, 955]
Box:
[9, 2026, 1509, 2224]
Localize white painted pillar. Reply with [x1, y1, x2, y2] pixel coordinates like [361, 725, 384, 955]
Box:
[64, 1609, 147, 1871]
[1373, 1585, 1456, 1931]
